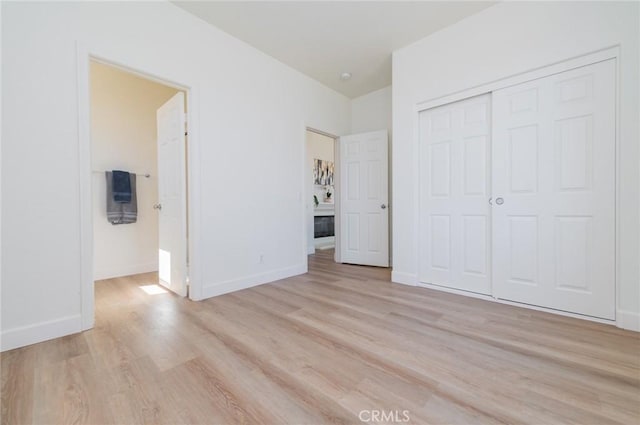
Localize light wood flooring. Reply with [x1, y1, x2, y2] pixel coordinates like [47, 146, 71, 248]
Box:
[2, 249, 639, 424]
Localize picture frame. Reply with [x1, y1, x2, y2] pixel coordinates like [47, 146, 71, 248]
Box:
[313, 158, 334, 186]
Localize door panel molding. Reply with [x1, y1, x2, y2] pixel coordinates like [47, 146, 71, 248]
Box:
[157, 92, 188, 297]
[418, 94, 492, 295]
[414, 53, 617, 323]
[339, 130, 390, 267]
[492, 59, 616, 320]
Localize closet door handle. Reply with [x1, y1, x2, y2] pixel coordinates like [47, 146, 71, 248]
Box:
[153, 204, 162, 210]
[495, 197, 504, 205]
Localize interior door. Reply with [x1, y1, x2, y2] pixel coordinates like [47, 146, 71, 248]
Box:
[156, 92, 188, 297]
[339, 130, 389, 267]
[418, 94, 492, 294]
[492, 59, 616, 319]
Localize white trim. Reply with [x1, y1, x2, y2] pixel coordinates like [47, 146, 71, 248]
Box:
[301, 122, 312, 265]
[201, 264, 307, 299]
[0, 3, 3, 346]
[391, 271, 418, 286]
[333, 133, 342, 263]
[88, 56, 189, 92]
[393, 273, 634, 329]
[1, 315, 82, 352]
[617, 310, 640, 332]
[411, 95, 422, 293]
[94, 262, 158, 282]
[613, 53, 622, 331]
[76, 42, 203, 320]
[76, 43, 94, 330]
[417, 281, 616, 326]
[412, 47, 623, 327]
[185, 84, 203, 301]
[416, 46, 620, 112]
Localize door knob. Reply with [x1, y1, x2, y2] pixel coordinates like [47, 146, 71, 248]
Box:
[381, 204, 387, 209]
[153, 203, 162, 210]
[495, 197, 504, 205]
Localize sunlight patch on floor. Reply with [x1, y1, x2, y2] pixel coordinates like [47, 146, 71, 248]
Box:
[139, 284, 168, 295]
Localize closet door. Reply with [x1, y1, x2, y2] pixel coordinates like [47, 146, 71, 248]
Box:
[492, 59, 616, 319]
[419, 94, 491, 295]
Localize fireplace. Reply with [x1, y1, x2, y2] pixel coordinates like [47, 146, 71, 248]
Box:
[314, 215, 335, 238]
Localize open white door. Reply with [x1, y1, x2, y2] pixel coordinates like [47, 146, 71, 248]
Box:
[339, 130, 389, 267]
[156, 92, 188, 296]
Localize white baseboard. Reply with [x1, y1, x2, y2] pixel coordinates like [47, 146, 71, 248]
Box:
[416, 280, 617, 326]
[391, 270, 418, 286]
[307, 245, 315, 255]
[1, 315, 82, 352]
[94, 262, 158, 281]
[201, 264, 307, 299]
[391, 272, 636, 331]
[617, 309, 640, 332]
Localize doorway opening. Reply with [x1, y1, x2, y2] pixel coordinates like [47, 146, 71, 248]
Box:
[305, 128, 390, 268]
[306, 129, 338, 257]
[89, 60, 189, 318]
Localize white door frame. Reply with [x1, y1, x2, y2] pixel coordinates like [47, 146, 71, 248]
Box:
[303, 126, 341, 264]
[414, 46, 621, 325]
[76, 42, 203, 330]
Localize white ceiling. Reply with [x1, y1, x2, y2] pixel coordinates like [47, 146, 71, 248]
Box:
[173, 1, 496, 98]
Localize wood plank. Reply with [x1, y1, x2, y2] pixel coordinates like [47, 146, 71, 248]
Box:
[1, 250, 639, 424]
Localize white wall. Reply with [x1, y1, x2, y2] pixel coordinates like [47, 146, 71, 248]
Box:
[0, 3, 3, 339]
[91, 62, 178, 281]
[392, 1, 640, 330]
[306, 131, 335, 253]
[351, 85, 392, 134]
[1, 1, 350, 350]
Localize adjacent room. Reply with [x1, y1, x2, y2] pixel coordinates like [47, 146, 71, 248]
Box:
[2, 1, 639, 424]
[91, 60, 185, 289]
[307, 129, 337, 253]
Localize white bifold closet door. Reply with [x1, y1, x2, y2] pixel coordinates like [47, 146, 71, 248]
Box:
[419, 94, 492, 295]
[492, 59, 616, 320]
